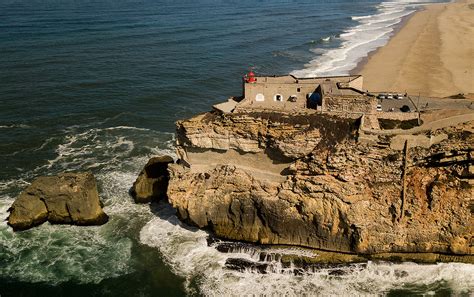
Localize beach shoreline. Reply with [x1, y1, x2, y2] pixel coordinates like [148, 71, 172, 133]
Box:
[357, 0, 474, 98]
[350, 8, 417, 76]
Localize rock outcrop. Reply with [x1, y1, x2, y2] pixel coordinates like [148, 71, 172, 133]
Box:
[167, 110, 474, 263]
[8, 172, 108, 231]
[7, 193, 49, 231]
[130, 155, 174, 203]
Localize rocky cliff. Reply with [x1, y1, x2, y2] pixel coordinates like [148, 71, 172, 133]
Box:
[166, 111, 473, 262]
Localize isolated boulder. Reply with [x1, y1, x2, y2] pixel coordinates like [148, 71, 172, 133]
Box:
[8, 172, 108, 231]
[131, 155, 174, 203]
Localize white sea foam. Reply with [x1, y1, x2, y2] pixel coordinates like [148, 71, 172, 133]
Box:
[140, 204, 474, 296]
[0, 192, 135, 284]
[139, 205, 226, 294]
[33, 136, 56, 151]
[0, 124, 31, 129]
[104, 125, 151, 131]
[291, 0, 442, 77]
[1, 227, 134, 284]
[40, 126, 174, 173]
[0, 177, 30, 193]
[1, 124, 175, 192]
[0, 124, 176, 285]
[352, 15, 372, 20]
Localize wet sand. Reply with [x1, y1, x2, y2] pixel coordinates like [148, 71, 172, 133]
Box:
[360, 0, 474, 98]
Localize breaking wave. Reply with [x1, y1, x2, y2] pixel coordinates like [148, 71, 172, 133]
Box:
[292, 0, 444, 77]
[140, 203, 474, 296]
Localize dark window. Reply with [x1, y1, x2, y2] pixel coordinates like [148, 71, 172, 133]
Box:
[297, 88, 301, 92]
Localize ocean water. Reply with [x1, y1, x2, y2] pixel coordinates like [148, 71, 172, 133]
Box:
[1, 0, 472, 296]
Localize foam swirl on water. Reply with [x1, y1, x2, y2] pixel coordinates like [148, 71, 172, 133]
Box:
[0, 124, 175, 285]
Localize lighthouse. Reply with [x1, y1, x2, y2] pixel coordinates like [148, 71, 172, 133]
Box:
[244, 69, 256, 83]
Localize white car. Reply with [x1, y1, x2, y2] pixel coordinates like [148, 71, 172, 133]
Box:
[396, 94, 404, 99]
[386, 94, 393, 99]
[378, 94, 386, 99]
[376, 104, 383, 111]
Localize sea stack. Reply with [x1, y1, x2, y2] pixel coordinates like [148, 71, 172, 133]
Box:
[8, 172, 109, 231]
[130, 155, 174, 203]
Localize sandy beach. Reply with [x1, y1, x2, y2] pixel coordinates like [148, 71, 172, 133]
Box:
[360, 0, 474, 98]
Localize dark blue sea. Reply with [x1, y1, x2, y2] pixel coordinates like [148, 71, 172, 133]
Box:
[1, 0, 472, 296]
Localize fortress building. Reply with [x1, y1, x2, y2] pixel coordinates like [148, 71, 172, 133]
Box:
[214, 72, 377, 115]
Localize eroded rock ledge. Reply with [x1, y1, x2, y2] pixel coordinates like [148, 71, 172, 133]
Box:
[167, 111, 473, 263]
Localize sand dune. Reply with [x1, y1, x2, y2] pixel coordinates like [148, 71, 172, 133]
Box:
[360, 0, 474, 98]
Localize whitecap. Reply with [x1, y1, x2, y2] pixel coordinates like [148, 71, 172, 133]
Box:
[352, 15, 372, 20]
[291, 0, 439, 77]
[0, 124, 31, 129]
[0, 178, 30, 193]
[33, 137, 56, 151]
[104, 126, 151, 131]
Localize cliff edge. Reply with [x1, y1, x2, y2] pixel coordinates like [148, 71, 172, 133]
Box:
[166, 110, 473, 263]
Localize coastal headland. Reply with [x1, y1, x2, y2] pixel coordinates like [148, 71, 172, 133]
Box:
[2, 0, 473, 294]
[130, 0, 474, 266]
[6, 0, 472, 271]
[360, 0, 474, 98]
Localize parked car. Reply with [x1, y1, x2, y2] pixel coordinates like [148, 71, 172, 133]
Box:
[377, 94, 386, 99]
[376, 104, 383, 112]
[386, 93, 393, 99]
[396, 94, 404, 99]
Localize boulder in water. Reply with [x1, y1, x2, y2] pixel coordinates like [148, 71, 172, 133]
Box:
[8, 172, 108, 231]
[131, 155, 174, 203]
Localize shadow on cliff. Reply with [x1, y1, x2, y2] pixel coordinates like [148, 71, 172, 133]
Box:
[148, 200, 202, 233]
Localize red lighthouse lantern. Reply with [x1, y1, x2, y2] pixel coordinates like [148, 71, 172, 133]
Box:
[244, 69, 256, 83]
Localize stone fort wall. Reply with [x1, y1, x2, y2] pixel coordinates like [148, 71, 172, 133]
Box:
[237, 75, 364, 112]
[323, 95, 377, 114]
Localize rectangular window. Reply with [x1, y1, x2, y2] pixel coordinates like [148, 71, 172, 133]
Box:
[297, 88, 301, 92]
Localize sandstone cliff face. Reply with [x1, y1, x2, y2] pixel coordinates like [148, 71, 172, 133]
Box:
[175, 112, 358, 161]
[168, 111, 473, 260]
